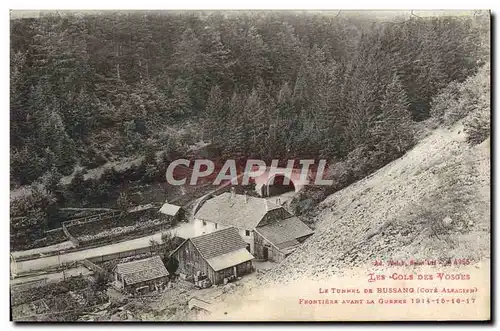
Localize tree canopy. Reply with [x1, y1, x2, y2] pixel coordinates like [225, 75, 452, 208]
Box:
[10, 11, 489, 186]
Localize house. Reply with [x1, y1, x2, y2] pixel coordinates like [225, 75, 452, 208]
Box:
[194, 192, 282, 253]
[254, 216, 314, 263]
[112, 255, 169, 294]
[170, 227, 254, 285]
[159, 202, 185, 224]
[193, 192, 313, 261]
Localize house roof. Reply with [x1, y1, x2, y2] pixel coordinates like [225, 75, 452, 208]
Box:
[114, 255, 169, 285]
[173, 227, 254, 271]
[191, 227, 248, 259]
[159, 203, 181, 216]
[255, 217, 314, 251]
[207, 248, 254, 272]
[194, 192, 280, 230]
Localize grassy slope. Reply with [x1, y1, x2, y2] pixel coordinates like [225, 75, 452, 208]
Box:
[265, 122, 490, 283]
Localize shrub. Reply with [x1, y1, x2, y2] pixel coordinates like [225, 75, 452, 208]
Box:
[116, 192, 131, 211]
[430, 81, 462, 122]
[431, 63, 490, 126]
[10, 184, 57, 249]
[92, 272, 109, 292]
[164, 257, 179, 275]
[464, 94, 490, 145]
[161, 232, 178, 253]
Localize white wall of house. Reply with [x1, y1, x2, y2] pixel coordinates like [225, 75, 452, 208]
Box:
[194, 218, 226, 236]
[194, 218, 255, 254]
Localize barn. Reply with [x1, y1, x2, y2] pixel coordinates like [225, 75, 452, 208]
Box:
[170, 227, 254, 285]
[112, 255, 169, 294]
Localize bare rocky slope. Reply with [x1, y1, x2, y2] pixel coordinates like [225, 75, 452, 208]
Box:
[264, 121, 490, 283]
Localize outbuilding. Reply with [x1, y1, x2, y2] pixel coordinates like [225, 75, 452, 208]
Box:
[112, 255, 169, 294]
[170, 227, 254, 285]
[254, 216, 314, 263]
[159, 202, 185, 224]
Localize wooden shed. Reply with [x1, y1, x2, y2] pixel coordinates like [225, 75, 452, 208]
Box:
[254, 216, 314, 263]
[112, 255, 169, 294]
[159, 202, 185, 224]
[170, 227, 254, 285]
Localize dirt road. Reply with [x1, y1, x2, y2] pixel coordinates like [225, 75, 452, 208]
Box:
[12, 241, 76, 259]
[12, 221, 195, 274]
[11, 266, 92, 286]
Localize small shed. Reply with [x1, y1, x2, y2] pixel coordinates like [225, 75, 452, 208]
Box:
[112, 255, 169, 294]
[159, 202, 185, 224]
[170, 227, 254, 285]
[254, 216, 314, 263]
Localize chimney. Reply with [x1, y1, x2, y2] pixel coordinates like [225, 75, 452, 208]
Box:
[231, 187, 236, 199]
[244, 192, 248, 203]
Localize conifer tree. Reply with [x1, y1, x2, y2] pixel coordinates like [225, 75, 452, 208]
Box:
[370, 73, 414, 157]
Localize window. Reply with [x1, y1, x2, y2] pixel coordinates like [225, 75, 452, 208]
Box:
[245, 230, 250, 236]
[202, 220, 206, 226]
[215, 223, 218, 229]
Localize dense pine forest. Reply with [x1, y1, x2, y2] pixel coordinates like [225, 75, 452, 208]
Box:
[11, 11, 489, 188]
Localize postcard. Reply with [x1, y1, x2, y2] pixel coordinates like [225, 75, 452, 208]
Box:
[9, 9, 491, 321]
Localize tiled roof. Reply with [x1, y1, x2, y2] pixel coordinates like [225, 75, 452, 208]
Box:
[255, 217, 314, 251]
[190, 227, 250, 260]
[194, 192, 280, 230]
[159, 203, 181, 216]
[114, 255, 169, 285]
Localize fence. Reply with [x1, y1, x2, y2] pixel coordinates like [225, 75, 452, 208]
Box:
[62, 223, 80, 246]
[61, 210, 123, 247]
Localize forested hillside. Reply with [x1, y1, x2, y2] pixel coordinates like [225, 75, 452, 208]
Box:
[10, 11, 489, 187]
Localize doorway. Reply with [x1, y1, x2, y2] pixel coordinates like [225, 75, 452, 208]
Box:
[263, 246, 269, 260]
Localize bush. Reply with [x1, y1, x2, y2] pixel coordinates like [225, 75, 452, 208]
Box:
[101, 167, 120, 185]
[10, 184, 57, 250]
[164, 257, 179, 275]
[92, 272, 109, 292]
[11, 276, 89, 306]
[81, 149, 108, 169]
[430, 81, 462, 122]
[464, 95, 490, 145]
[86, 178, 113, 204]
[431, 63, 490, 126]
